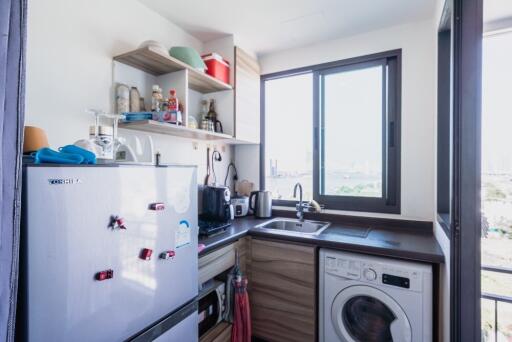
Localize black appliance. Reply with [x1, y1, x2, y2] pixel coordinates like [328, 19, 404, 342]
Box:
[200, 185, 233, 236]
[198, 280, 226, 337]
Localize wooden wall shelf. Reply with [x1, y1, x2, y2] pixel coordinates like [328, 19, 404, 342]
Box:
[119, 120, 254, 145]
[114, 46, 232, 93]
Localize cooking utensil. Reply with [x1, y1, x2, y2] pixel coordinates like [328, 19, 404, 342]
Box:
[214, 119, 223, 133]
[23, 126, 49, 154]
[236, 180, 254, 197]
[169, 46, 207, 72]
[204, 147, 213, 185]
[231, 196, 249, 217]
[249, 190, 272, 218]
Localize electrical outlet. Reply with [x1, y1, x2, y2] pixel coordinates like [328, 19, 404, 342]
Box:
[192, 142, 199, 150]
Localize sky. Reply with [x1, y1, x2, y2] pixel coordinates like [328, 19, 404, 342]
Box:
[262, 32, 510, 194]
[265, 73, 313, 174]
[264, 66, 382, 176]
[482, 31, 512, 174]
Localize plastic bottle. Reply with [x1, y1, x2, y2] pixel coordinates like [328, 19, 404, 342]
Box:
[129, 87, 141, 112]
[168, 89, 179, 111]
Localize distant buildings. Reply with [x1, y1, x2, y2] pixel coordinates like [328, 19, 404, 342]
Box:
[270, 159, 278, 177]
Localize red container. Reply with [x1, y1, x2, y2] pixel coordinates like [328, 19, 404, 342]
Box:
[202, 53, 230, 85]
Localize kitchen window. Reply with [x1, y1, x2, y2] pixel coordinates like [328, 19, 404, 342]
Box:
[261, 50, 401, 213]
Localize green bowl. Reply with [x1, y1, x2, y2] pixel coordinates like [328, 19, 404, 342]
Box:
[169, 47, 207, 72]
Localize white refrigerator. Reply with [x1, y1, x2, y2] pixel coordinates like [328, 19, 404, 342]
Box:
[20, 165, 199, 341]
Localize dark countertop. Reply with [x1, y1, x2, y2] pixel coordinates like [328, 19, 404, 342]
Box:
[199, 214, 445, 264]
[199, 216, 264, 254]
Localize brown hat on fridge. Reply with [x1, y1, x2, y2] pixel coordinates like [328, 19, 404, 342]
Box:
[23, 126, 49, 153]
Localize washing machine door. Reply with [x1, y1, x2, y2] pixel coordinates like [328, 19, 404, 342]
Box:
[331, 285, 412, 342]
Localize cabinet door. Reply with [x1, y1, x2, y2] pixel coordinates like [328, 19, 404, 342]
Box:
[249, 238, 316, 342]
[234, 47, 260, 143]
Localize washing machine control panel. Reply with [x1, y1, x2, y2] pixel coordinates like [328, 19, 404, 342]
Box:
[363, 268, 377, 281]
[324, 255, 422, 291]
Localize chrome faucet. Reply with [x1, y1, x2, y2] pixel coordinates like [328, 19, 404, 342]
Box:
[293, 183, 304, 221]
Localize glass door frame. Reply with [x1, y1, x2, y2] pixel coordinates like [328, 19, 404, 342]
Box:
[448, 0, 483, 341]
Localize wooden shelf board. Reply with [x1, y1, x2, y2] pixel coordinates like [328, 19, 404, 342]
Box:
[119, 120, 254, 144]
[114, 47, 232, 93]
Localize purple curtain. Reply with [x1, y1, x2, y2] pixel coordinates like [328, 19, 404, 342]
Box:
[0, 0, 27, 341]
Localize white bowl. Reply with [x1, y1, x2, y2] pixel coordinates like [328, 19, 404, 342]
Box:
[138, 40, 168, 55]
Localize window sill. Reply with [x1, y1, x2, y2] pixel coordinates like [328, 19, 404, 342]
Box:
[437, 212, 450, 237]
[272, 205, 414, 221]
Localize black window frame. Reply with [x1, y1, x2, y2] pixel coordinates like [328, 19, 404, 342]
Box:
[437, 0, 453, 236]
[260, 49, 401, 214]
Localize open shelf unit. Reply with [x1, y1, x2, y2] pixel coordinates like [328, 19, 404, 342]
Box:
[113, 45, 257, 145]
[114, 46, 232, 93]
[119, 120, 251, 145]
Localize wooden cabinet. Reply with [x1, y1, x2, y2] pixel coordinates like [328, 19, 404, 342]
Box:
[248, 238, 317, 342]
[234, 47, 260, 143]
[199, 238, 247, 285]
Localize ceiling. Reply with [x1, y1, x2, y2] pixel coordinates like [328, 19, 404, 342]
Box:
[138, 0, 437, 56]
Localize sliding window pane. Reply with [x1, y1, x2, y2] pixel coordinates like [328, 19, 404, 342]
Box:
[264, 73, 313, 201]
[321, 65, 383, 197]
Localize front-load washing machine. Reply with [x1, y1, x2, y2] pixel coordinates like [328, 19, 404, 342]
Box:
[319, 249, 433, 342]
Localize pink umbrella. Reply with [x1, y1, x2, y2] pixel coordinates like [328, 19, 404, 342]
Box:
[232, 276, 251, 342]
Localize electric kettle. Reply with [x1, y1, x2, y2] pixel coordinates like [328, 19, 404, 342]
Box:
[249, 190, 272, 218]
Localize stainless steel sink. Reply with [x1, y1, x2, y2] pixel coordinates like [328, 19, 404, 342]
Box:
[253, 218, 330, 236]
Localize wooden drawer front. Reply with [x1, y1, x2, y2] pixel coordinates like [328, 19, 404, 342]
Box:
[250, 239, 316, 342]
[199, 238, 246, 285]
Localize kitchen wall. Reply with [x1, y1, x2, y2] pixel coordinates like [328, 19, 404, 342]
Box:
[25, 0, 233, 185]
[256, 19, 437, 222]
[259, 17, 450, 339]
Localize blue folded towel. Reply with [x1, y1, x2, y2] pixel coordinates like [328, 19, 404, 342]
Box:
[59, 145, 97, 164]
[34, 145, 97, 165]
[34, 148, 84, 164]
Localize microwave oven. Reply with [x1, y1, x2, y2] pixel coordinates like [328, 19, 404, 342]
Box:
[198, 280, 226, 337]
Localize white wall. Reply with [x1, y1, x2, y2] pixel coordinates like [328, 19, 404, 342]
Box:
[25, 0, 233, 185]
[258, 20, 437, 221]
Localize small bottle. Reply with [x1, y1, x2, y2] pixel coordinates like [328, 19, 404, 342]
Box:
[151, 85, 160, 112]
[199, 100, 208, 119]
[161, 98, 169, 112]
[199, 100, 209, 130]
[116, 84, 130, 114]
[168, 89, 179, 111]
[130, 87, 141, 112]
[208, 99, 217, 120]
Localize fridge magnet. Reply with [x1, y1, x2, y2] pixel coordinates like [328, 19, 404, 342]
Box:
[176, 220, 191, 248]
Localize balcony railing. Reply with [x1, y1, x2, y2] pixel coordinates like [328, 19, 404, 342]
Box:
[482, 265, 512, 341]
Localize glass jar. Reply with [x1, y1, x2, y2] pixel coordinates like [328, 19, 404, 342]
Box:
[89, 125, 114, 160]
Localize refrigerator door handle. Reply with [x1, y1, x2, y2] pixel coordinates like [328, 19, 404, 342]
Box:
[127, 300, 198, 342]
